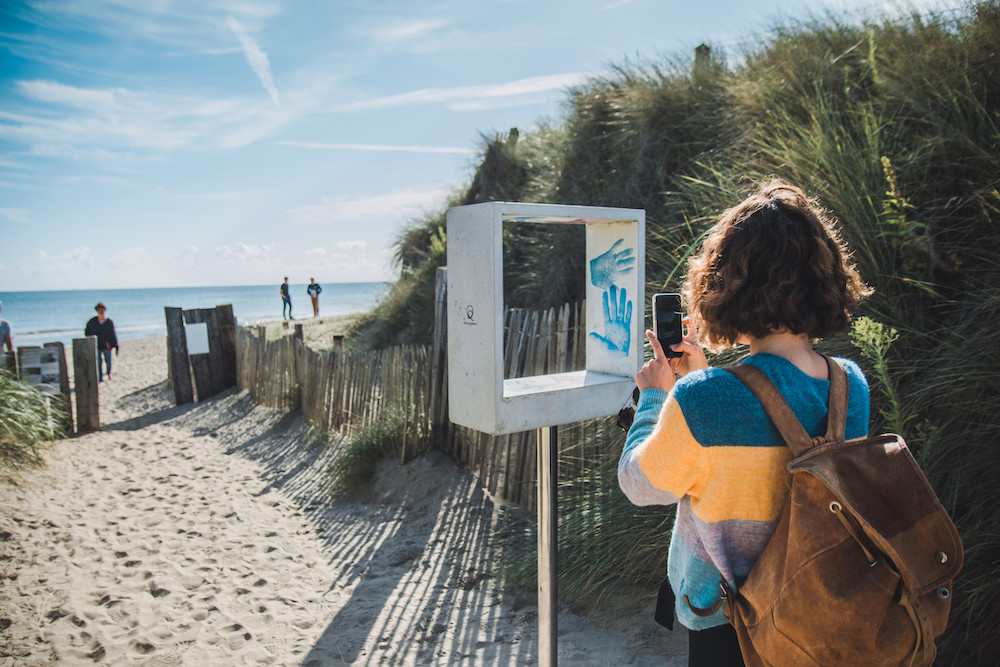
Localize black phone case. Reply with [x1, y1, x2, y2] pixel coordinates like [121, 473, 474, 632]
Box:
[654, 294, 683, 358]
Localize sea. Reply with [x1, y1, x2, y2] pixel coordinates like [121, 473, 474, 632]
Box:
[0, 282, 389, 349]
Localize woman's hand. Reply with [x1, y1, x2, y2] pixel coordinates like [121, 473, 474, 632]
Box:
[634, 318, 707, 392]
[671, 317, 707, 377]
[635, 331, 678, 392]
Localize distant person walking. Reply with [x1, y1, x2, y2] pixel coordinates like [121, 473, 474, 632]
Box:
[84, 302, 119, 382]
[307, 278, 322, 317]
[280, 277, 293, 320]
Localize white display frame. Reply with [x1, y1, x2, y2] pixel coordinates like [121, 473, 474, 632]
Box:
[447, 201, 645, 434]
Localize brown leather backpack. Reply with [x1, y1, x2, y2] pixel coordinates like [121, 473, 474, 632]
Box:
[718, 357, 963, 666]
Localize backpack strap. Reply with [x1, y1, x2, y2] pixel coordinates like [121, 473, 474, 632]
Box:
[824, 356, 849, 441]
[727, 356, 849, 456]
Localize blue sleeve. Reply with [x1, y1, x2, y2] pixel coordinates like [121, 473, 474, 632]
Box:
[621, 388, 669, 459]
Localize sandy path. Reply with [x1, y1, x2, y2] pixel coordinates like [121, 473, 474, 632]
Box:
[0, 337, 685, 665]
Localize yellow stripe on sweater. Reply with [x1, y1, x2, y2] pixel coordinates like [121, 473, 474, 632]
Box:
[635, 398, 703, 501]
[694, 445, 791, 522]
[636, 397, 792, 523]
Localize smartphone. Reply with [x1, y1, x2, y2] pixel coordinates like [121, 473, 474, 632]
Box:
[653, 292, 683, 358]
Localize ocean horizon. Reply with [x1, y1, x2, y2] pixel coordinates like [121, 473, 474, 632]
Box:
[0, 282, 389, 350]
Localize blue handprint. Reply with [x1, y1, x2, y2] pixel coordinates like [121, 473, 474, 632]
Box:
[590, 239, 635, 290]
[589, 285, 632, 356]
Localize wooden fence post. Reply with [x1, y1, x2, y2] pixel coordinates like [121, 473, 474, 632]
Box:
[44, 341, 74, 435]
[16, 345, 38, 380]
[293, 325, 305, 412]
[203, 307, 227, 397]
[165, 307, 194, 405]
[73, 336, 100, 432]
[216, 304, 237, 388]
[183, 308, 212, 402]
[429, 266, 449, 448]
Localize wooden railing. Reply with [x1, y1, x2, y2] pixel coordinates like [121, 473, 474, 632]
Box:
[235, 267, 619, 508]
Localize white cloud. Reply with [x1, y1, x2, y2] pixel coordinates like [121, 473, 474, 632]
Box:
[286, 188, 449, 226]
[295, 243, 389, 282]
[0, 78, 291, 160]
[175, 244, 198, 262]
[37, 246, 92, 266]
[226, 14, 281, 108]
[372, 18, 451, 44]
[447, 94, 560, 112]
[10, 0, 285, 55]
[0, 208, 32, 224]
[57, 174, 134, 187]
[305, 247, 327, 256]
[331, 72, 594, 112]
[215, 241, 274, 261]
[167, 188, 276, 201]
[110, 246, 151, 269]
[276, 141, 474, 154]
[19, 79, 122, 110]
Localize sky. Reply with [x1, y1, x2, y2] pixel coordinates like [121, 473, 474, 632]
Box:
[0, 0, 966, 292]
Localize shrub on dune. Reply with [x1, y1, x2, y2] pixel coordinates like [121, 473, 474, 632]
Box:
[0, 370, 60, 472]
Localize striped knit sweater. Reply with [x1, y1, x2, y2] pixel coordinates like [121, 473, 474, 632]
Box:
[618, 353, 869, 630]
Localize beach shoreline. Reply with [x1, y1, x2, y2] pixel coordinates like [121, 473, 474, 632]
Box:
[0, 335, 685, 665]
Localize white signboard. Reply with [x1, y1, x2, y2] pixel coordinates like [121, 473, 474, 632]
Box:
[185, 322, 210, 355]
[20, 347, 61, 388]
[447, 201, 645, 434]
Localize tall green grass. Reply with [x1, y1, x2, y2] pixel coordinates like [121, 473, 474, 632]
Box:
[360, 2, 1000, 661]
[328, 404, 428, 494]
[0, 370, 60, 472]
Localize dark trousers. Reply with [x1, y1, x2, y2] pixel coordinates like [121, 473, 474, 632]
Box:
[688, 624, 745, 667]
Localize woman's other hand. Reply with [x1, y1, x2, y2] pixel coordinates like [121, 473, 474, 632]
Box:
[671, 317, 707, 377]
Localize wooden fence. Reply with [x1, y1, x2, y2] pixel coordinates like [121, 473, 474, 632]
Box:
[236, 325, 436, 462]
[443, 299, 588, 507]
[235, 267, 623, 508]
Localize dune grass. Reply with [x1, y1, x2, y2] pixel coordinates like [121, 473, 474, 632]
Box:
[358, 2, 1000, 661]
[328, 404, 428, 494]
[0, 370, 61, 473]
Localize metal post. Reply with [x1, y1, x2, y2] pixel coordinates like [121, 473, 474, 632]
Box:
[537, 424, 558, 666]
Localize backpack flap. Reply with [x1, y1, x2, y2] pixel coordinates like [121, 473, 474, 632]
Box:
[788, 435, 964, 596]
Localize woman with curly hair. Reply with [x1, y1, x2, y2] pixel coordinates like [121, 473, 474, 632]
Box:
[618, 179, 872, 666]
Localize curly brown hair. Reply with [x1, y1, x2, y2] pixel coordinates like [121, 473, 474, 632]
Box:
[682, 179, 871, 352]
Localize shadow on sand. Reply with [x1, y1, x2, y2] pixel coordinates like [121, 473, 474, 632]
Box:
[132, 388, 535, 664]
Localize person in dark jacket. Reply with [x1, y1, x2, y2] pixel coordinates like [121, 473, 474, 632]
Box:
[84, 302, 119, 382]
[280, 277, 293, 320]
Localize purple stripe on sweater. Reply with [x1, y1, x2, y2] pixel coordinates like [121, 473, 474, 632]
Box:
[673, 497, 779, 584]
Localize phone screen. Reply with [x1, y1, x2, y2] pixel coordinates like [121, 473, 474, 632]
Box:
[653, 293, 683, 358]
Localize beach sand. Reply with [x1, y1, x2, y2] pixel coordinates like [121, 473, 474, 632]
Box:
[0, 336, 686, 665]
